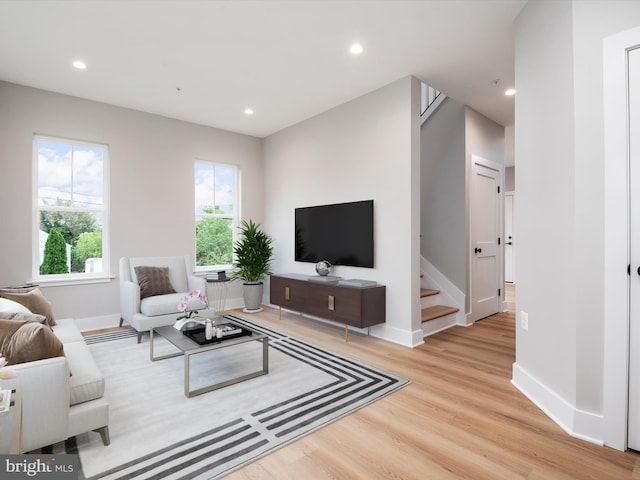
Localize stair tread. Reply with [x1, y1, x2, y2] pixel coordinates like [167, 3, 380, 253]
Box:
[420, 288, 440, 298]
[421, 305, 459, 323]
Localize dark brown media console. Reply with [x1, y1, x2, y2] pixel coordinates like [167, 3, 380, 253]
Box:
[269, 273, 386, 340]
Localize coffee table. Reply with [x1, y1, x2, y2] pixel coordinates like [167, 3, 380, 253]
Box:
[150, 318, 269, 398]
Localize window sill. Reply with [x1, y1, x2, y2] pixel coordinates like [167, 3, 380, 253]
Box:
[28, 275, 115, 288]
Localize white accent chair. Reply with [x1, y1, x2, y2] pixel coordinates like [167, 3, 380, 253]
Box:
[119, 256, 215, 342]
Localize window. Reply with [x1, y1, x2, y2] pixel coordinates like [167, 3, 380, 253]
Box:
[34, 136, 109, 281]
[194, 161, 239, 270]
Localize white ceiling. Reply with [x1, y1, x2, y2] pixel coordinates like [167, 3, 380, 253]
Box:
[0, 0, 526, 138]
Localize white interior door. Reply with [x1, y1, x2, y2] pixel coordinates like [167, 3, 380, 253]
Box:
[628, 45, 640, 452]
[505, 193, 515, 283]
[470, 158, 502, 322]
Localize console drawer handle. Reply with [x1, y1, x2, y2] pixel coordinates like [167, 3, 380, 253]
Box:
[328, 295, 335, 311]
[285, 287, 290, 301]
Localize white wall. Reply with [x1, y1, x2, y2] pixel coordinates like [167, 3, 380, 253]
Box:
[513, 0, 640, 445]
[505, 167, 515, 192]
[464, 107, 505, 312]
[572, 0, 640, 418]
[419, 100, 504, 314]
[505, 124, 515, 169]
[420, 97, 466, 291]
[263, 76, 423, 347]
[0, 81, 263, 325]
[513, 0, 579, 427]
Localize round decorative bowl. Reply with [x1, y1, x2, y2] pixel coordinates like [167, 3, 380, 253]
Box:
[315, 260, 332, 276]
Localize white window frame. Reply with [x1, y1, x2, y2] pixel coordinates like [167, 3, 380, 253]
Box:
[194, 160, 240, 272]
[32, 135, 111, 285]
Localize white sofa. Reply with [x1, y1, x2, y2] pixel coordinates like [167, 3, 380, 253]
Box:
[0, 299, 109, 453]
[119, 256, 215, 342]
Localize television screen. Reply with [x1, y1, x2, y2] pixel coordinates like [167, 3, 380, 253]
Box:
[295, 200, 374, 268]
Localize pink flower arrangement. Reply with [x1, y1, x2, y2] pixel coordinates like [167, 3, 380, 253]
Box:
[176, 290, 209, 321]
[0, 356, 17, 380]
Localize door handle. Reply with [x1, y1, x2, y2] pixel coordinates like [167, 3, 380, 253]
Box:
[474, 247, 482, 254]
[506, 242, 513, 245]
[637, 266, 640, 276]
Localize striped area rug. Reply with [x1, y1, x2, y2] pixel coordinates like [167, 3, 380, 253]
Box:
[83, 328, 138, 344]
[72, 314, 410, 480]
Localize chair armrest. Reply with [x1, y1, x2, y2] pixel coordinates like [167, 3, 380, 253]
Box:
[187, 275, 206, 293]
[120, 280, 141, 324]
[1, 356, 70, 452]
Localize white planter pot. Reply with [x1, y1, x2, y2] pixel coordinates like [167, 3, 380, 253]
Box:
[242, 282, 264, 313]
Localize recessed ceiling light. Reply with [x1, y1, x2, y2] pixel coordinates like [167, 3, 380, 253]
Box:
[72, 60, 87, 70]
[505, 88, 516, 96]
[244, 108, 254, 115]
[350, 43, 364, 55]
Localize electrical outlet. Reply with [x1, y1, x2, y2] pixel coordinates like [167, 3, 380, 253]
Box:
[520, 311, 529, 331]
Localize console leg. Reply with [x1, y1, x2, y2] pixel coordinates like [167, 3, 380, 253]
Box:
[345, 325, 349, 342]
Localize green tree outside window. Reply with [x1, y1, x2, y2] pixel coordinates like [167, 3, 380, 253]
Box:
[40, 228, 69, 274]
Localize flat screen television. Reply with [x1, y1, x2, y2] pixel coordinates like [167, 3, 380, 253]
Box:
[295, 200, 374, 268]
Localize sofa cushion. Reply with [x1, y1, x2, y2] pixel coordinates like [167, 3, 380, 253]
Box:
[52, 318, 85, 344]
[140, 292, 185, 317]
[0, 288, 56, 326]
[0, 311, 47, 324]
[140, 292, 209, 317]
[64, 341, 105, 405]
[0, 319, 64, 365]
[134, 266, 177, 300]
[0, 297, 32, 314]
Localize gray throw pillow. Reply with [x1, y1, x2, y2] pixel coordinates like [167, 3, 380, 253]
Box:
[134, 266, 177, 300]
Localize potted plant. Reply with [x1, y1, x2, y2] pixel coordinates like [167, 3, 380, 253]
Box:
[231, 219, 274, 312]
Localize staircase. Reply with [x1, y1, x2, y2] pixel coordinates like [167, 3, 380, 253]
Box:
[420, 82, 447, 125]
[420, 287, 459, 337]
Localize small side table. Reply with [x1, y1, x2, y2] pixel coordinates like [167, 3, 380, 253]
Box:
[0, 387, 23, 454]
[206, 277, 230, 316]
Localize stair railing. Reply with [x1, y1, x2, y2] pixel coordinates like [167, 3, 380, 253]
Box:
[420, 82, 447, 125]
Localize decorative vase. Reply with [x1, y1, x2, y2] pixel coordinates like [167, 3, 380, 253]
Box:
[242, 282, 264, 312]
[205, 319, 213, 340]
[315, 260, 332, 276]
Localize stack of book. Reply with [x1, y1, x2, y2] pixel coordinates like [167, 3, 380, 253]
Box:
[307, 275, 342, 283]
[206, 271, 227, 281]
[337, 279, 378, 287]
[217, 323, 242, 336]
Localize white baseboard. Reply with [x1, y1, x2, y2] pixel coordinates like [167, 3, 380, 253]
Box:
[75, 314, 121, 332]
[373, 324, 424, 348]
[511, 362, 604, 446]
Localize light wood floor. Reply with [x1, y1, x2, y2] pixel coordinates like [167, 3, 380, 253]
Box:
[219, 284, 640, 480]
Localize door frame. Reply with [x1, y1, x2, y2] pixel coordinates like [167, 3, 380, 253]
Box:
[468, 155, 505, 322]
[603, 25, 640, 451]
[504, 191, 516, 284]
